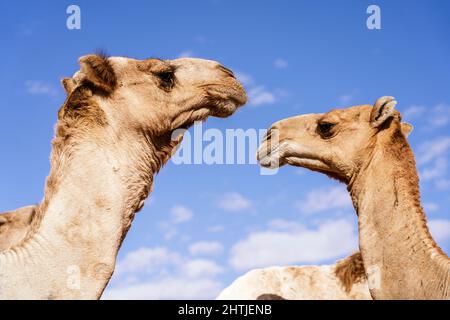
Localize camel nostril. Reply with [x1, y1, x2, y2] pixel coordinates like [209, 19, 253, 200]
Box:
[218, 65, 235, 78]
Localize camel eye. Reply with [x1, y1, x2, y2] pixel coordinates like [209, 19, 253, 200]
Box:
[157, 71, 175, 90]
[317, 122, 336, 138]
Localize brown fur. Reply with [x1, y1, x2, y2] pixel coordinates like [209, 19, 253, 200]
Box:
[0, 206, 36, 250]
[25, 86, 109, 242]
[0, 55, 247, 300]
[259, 96, 450, 299]
[257, 294, 286, 300]
[78, 54, 117, 94]
[334, 252, 367, 292]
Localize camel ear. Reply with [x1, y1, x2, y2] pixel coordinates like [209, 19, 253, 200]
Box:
[400, 122, 414, 138]
[61, 78, 77, 94]
[78, 54, 117, 93]
[370, 96, 397, 128]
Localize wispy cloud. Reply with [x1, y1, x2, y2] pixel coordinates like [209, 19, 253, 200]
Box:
[267, 219, 305, 232]
[428, 103, 450, 127]
[338, 90, 358, 105]
[421, 157, 447, 181]
[417, 137, 450, 188]
[429, 219, 450, 244]
[178, 50, 194, 58]
[25, 80, 58, 97]
[114, 247, 181, 277]
[423, 202, 440, 212]
[170, 205, 193, 223]
[189, 241, 224, 256]
[207, 225, 225, 233]
[273, 58, 288, 69]
[248, 86, 276, 106]
[416, 137, 450, 165]
[229, 219, 357, 271]
[104, 276, 222, 300]
[295, 186, 352, 214]
[235, 71, 278, 107]
[402, 105, 425, 120]
[403, 103, 450, 129]
[158, 205, 193, 240]
[105, 246, 224, 299]
[218, 192, 252, 212]
[182, 259, 224, 278]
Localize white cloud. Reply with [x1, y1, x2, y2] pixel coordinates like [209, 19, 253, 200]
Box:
[182, 259, 223, 278]
[267, 219, 304, 232]
[423, 202, 439, 212]
[114, 247, 180, 277]
[436, 179, 450, 190]
[104, 276, 222, 300]
[170, 205, 193, 223]
[207, 225, 225, 233]
[178, 50, 194, 58]
[157, 205, 193, 240]
[295, 185, 352, 214]
[105, 246, 224, 299]
[25, 80, 58, 97]
[417, 137, 450, 165]
[420, 157, 447, 181]
[338, 90, 358, 105]
[189, 241, 223, 256]
[402, 105, 425, 120]
[429, 103, 450, 127]
[218, 192, 252, 212]
[235, 71, 278, 107]
[194, 35, 207, 44]
[229, 219, 357, 271]
[429, 219, 450, 244]
[273, 58, 288, 69]
[235, 72, 254, 87]
[248, 86, 276, 107]
[405, 103, 450, 129]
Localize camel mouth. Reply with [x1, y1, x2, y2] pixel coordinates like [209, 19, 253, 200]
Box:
[206, 80, 248, 118]
[171, 80, 247, 132]
[257, 141, 288, 168]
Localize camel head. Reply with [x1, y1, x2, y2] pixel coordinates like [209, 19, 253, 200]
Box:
[60, 54, 247, 147]
[258, 96, 413, 182]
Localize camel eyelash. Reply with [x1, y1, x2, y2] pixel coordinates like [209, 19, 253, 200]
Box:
[317, 122, 336, 137]
[156, 70, 176, 90]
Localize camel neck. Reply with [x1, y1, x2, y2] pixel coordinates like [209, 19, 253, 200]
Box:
[349, 129, 450, 299]
[0, 128, 162, 299]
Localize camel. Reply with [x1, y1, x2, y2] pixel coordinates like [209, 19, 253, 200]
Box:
[0, 206, 36, 251]
[257, 96, 450, 299]
[0, 54, 246, 299]
[217, 252, 371, 300]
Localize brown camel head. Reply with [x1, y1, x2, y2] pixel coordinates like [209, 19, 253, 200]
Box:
[60, 54, 247, 142]
[257, 96, 413, 182]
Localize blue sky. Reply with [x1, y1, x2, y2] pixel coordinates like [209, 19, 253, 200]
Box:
[1, 0, 449, 299]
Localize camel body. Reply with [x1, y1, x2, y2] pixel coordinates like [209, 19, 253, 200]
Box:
[217, 253, 371, 300]
[258, 96, 450, 299]
[0, 54, 246, 299]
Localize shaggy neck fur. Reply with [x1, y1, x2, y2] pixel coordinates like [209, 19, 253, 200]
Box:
[0, 89, 174, 299]
[349, 124, 450, 299]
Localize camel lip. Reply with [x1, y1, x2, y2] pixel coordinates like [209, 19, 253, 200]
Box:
[210, 98, 243, 118]
[206, 80, 248, 112]
[257, 142, 286, 168]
